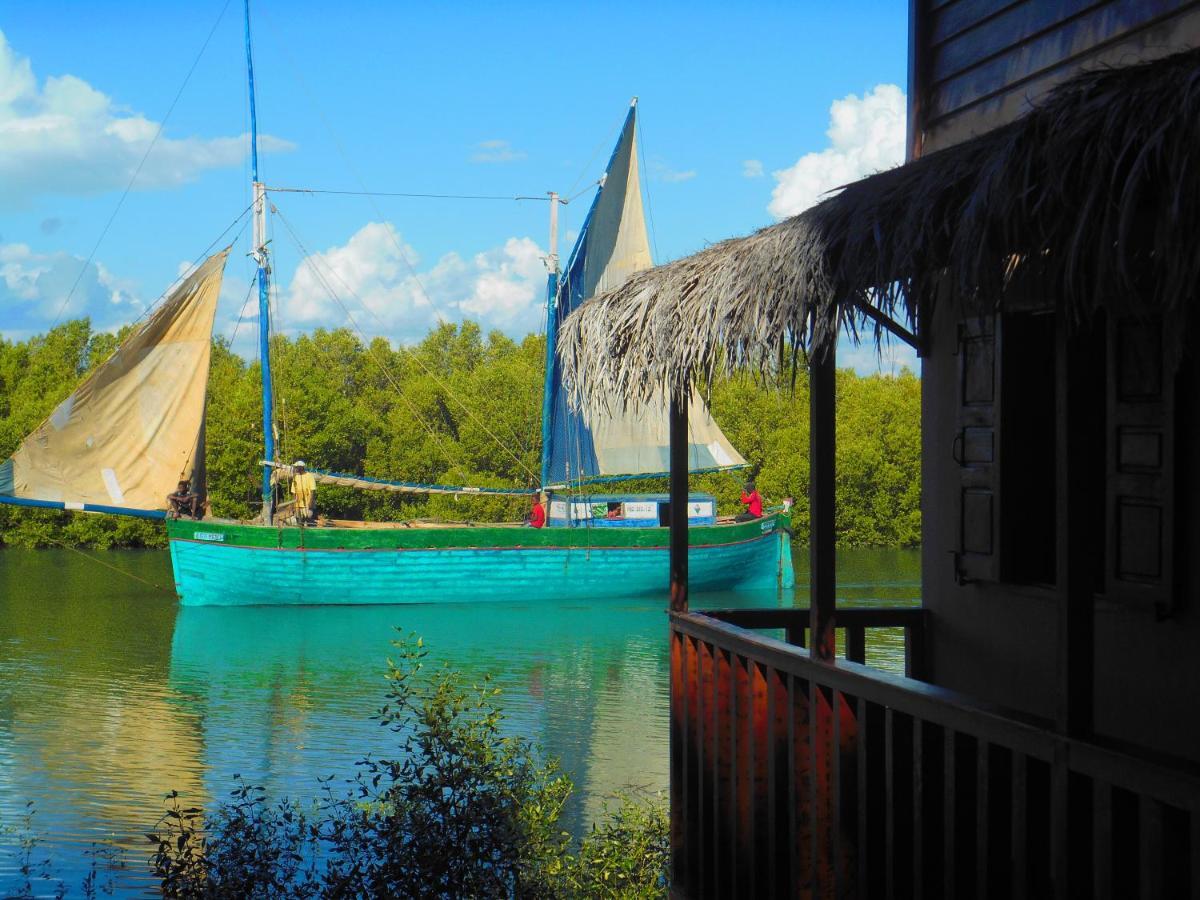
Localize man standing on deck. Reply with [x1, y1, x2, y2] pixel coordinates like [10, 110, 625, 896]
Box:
[292, 461, 317, 523]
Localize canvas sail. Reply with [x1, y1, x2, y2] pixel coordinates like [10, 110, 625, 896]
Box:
[0, 249, 229, 513]
[544, 102, 746, 486]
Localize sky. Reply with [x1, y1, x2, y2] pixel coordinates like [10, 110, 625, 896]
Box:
[0, 1, 915, 374]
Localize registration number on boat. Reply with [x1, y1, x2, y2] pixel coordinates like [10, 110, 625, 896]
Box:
[193, 531, 226, 542]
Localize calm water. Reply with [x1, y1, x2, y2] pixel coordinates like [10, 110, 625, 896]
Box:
[0, 547, 918, 894]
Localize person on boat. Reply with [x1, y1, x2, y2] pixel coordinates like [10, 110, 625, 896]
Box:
[167, 480, 202, 519]
[292, 461, 317, 523]
[528, 492, 546, 528]
[737, 479, 763, 521]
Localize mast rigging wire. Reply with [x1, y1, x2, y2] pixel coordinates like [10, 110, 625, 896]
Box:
[269, 207, 479, 479]
[271, 203, 539, 482]
[50, 0, 237, 329]
[266, 187, 552, 202]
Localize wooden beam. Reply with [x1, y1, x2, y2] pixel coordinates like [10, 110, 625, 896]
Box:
[670, 389, 689, 613]
[852, 297, 919, 350]
[809, 346, 837, 661]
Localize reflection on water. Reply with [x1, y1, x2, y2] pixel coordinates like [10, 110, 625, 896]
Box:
[0, 547, 918, 891]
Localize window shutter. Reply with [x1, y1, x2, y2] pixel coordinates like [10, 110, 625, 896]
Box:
[1106, 316, 1175, 612]
[954, 317, 1000, 582]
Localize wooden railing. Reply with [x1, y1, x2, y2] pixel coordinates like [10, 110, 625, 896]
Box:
[669, 608, 1200, 899]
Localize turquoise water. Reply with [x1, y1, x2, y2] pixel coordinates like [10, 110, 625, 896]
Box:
[0, 547, 918, 894]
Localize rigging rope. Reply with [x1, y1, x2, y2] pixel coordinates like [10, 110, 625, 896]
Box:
[269, 207, 472, 478]
[266, 187, 551, 202]
[50, 0, 237, 329]
[46, 537, 175, 595]
[271, 203, 540, 483]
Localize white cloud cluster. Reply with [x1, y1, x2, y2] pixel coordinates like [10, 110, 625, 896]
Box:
[471, 139, 526, 164]
[0, 29, 292, 207]
[768, 84, 905, 219]
[0, 242, 141, 333]
[282, 222, 548, 343]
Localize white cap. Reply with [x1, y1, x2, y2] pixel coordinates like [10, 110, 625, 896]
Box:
[294, 460, 306, 467]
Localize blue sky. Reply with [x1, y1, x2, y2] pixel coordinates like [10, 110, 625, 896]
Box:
[0, 1, 914, 372]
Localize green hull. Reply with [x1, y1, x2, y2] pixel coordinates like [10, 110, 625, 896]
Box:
[167, 513, 794, 606]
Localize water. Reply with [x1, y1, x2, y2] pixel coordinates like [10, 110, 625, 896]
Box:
[0, 547, 918, 894]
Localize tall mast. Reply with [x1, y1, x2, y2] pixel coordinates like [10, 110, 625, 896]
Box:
[244, 0, 275, 523]
[538, 192, 560, 488]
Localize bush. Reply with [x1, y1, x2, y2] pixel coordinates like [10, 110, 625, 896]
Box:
[148, 634, 667, 898]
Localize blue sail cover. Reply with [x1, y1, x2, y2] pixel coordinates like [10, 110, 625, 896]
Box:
[542, 103, 746, 487]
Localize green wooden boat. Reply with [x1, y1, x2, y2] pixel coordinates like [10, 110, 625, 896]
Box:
[0, 10, 794, 606]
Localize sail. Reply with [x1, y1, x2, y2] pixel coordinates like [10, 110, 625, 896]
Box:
[544, 103, 746, 486]
[0, 250, 229, 514]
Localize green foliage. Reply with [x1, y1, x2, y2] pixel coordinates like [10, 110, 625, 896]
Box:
[146, 635, 668, 898]
[565, 794, 670, 898]
[0, 319, 921, 549]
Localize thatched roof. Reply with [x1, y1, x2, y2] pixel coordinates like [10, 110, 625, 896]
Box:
[560, 46, 1200, 409]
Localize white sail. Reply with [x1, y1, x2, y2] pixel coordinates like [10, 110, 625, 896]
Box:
[0, 250, 229, 511]
[548, 103, 746, 483]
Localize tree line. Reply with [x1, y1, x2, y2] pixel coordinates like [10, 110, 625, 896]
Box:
[0, 319, 921, 549]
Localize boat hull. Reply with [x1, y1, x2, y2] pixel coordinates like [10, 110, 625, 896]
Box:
[167, 513, 794, 606]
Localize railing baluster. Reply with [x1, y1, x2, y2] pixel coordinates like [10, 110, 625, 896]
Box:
[977, 741, 990, 900]
[885, 707, 896, 900]
[1139, 796, 1163, 900]
[788, 673, 799, 893]
[913, 718, 924, 900]
[809, 676, 822, 898]
[1012, 753, 1027, 900]
[832, 688, 843, 900]
[670, 630, 686, 887]
[857, 696, 870, 899]
[766, 664, 778, 899]
[944, 728, 957, 900]
[786, 623, 806, 648]
[1092, 780, 1111, 900]
[1190, 804, 1200, 900]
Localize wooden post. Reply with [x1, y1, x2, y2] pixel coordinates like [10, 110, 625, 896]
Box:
[809, 346, 836, 661]
[670, 388, 689, 612]
[1051, 316, 1095, 897]
[1055, 319, 1093, 736]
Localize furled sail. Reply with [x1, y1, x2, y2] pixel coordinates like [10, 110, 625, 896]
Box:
[544, 102, 746, 487]
[0, 249, 229, 515]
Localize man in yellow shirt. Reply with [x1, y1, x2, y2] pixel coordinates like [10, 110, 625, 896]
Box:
[292, 460, 317, 523]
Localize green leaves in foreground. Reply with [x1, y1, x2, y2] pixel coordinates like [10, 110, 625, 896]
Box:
[147, 634, 669, 898]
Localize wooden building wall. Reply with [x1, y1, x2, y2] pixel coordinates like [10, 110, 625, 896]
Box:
[909, 0, 1200, 158]
[921, 297, 1200, 762]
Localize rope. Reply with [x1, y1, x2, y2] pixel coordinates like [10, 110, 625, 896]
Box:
[50, 0, 237, 329]
[226, 274, 259, 345]
[270, 208, 469, 477]
[266, 187, 551, 202]
[636, 112, 661, 264]
[271, 203, 540, 483]
[45, 537, 175, 595]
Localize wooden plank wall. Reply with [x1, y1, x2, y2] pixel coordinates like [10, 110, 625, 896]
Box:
[911, 0, 1200, 156]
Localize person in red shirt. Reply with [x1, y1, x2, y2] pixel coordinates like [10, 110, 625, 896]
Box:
[528, 492, 546, 528]
[738, 480, 763, 520]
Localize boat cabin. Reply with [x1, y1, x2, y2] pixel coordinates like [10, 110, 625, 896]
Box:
[545, 492, 717, 528]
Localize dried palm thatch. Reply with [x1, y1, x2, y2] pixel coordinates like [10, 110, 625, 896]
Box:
[560, 46, 1200, 410]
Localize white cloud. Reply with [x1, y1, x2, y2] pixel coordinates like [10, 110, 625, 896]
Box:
[648, 158, 696, 183]
[470, 139, 526, 163]
[742, 159, 764, 178]
[768, 83, 905, 219]
[0, 242, 142, 332]
[0, 29, 293, 207]
[282, 222, 548, 343]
